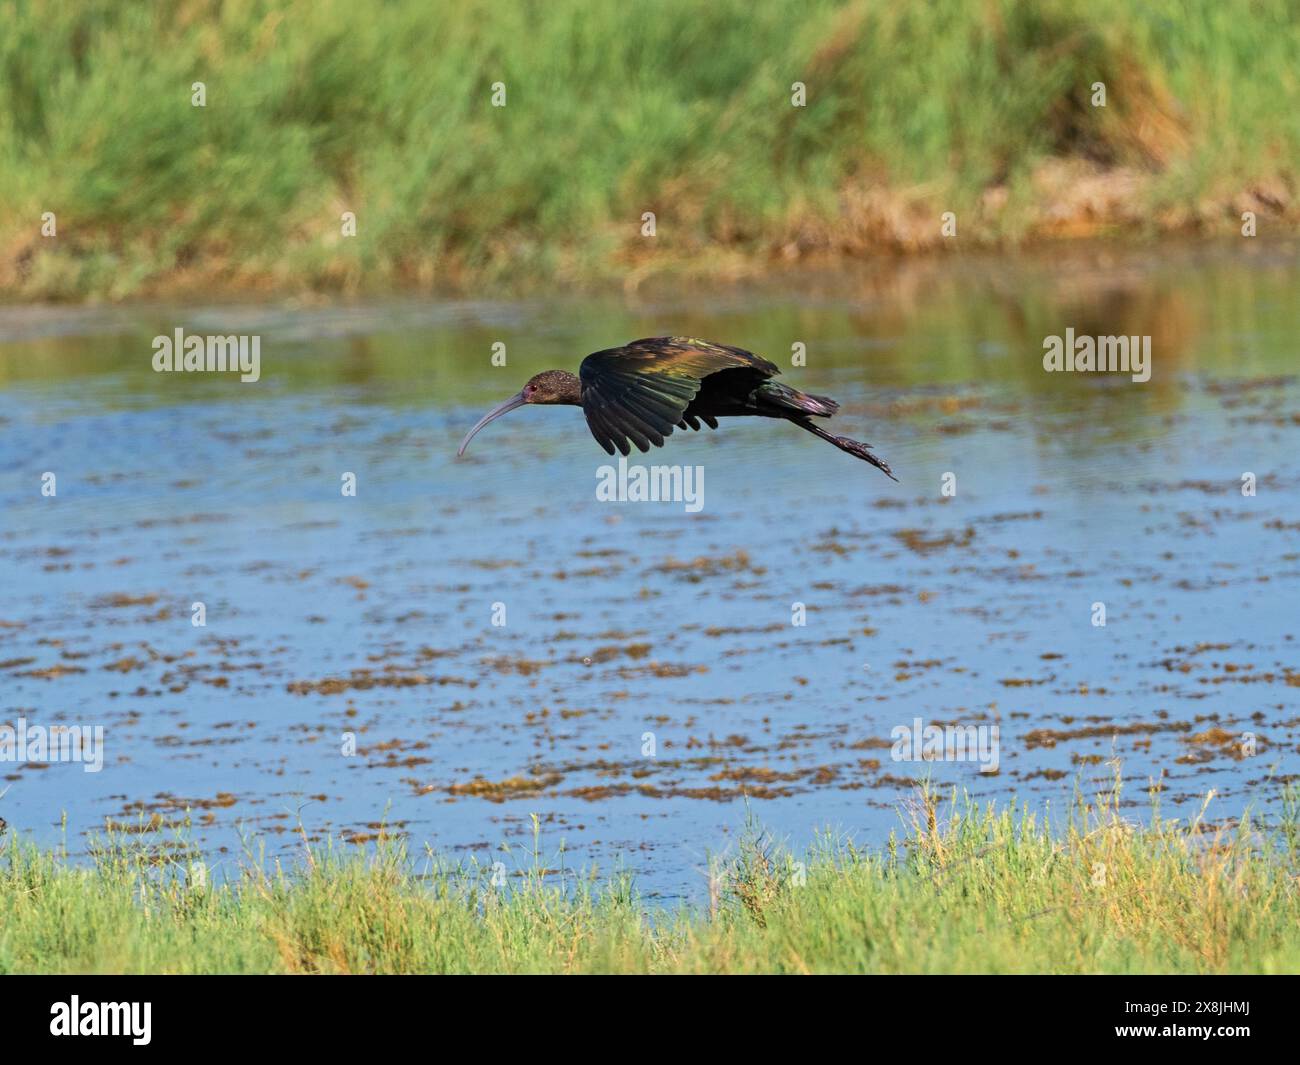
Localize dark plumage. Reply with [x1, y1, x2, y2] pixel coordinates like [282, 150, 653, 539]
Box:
[457, 336, 896, 480]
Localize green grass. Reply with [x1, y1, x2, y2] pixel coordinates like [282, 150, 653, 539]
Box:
[3, 781, 1297, 974]
[1, 0, 1297, 300]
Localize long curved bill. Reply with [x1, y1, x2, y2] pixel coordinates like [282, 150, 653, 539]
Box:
[457, 392, 527, 457]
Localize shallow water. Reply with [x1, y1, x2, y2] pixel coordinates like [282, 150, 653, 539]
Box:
[1, 243, 1297, 900]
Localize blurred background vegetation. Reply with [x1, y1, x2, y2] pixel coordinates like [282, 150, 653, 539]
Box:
[1, 0, 1297, 301]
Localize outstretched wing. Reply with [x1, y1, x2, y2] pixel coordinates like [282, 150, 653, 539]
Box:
[578, 337, 779, 456]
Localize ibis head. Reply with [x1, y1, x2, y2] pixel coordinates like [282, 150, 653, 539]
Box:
[457, 370, 581, 456]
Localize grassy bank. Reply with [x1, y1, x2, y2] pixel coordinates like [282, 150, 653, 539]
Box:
[1, 0, 1297, 301]
[2, 783, 1297, 974]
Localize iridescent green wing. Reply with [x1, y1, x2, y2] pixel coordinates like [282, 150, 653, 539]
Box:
[578, 337, 778, 455]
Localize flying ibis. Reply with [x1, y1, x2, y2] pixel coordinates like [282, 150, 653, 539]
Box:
[456, 336, 896, 480]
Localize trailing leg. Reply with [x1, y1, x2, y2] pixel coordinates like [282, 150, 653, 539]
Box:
[793, 418, 897, 481]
